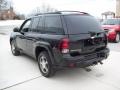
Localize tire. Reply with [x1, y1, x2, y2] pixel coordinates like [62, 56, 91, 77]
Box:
[11, 41, 20, 56]
[115, 33, 120, 43]
[38, 51, 55, 77]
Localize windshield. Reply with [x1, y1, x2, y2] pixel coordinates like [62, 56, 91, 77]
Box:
[64, 15, 103, 34]
[102, 19, 120, 25]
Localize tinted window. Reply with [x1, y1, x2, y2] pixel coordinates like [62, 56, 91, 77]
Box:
[102, 19, 120, 25]
[37, 16, 43, 32]
[22, 20, 31, 29]
[31, 17, 39, 31]
[44, 15, 64, 34]
[64, 15, 103, 34]
[21, 19, 31, 32]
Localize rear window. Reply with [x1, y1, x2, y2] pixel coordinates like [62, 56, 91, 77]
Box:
[64, 15, 102, 34]
[102, 19, 120, 25]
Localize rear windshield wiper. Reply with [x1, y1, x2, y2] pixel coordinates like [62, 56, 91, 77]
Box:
[88, 31, 104, 34]
[88, 31, 105, 36]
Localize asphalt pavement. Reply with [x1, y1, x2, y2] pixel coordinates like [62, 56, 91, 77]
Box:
[0, 26, 120, 90]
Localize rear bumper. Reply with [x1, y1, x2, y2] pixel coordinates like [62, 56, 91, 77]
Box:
[55, 48, 109, 68]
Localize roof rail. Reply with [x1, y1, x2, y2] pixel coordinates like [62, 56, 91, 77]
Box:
[34, 11, 89, 16]
[35, 12, 61, 16]
[56, 11, 89, 14]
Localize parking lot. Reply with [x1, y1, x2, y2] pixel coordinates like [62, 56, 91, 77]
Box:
[0, 24, 120, 90]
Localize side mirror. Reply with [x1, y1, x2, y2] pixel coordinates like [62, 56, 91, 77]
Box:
[13, 27, 19, 32]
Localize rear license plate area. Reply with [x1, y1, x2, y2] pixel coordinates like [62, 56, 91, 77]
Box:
[84, 53, 97, 60]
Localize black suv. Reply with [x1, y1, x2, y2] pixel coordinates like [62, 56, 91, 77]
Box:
[10, 11, 109, 77]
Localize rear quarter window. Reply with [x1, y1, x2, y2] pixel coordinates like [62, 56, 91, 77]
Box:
[44, 15, 64, 34]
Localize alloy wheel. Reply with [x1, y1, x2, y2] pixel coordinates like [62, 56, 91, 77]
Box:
[11, 42, 15, 54]
[39, 56, 49, 74]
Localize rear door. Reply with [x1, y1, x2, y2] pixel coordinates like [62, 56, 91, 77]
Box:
[64, 15, 106, 55]
[25, 17, 41, 56]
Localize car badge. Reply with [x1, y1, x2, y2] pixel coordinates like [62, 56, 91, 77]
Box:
[91, 36, 95, 39]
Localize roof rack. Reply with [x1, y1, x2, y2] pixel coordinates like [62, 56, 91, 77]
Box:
[34, 12, 60, 16]
[56, 11, 89, 14]
[35, 11, 89, 16]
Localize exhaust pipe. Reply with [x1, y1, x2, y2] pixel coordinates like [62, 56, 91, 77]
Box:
[93, 61, 98, 65]
[99, 61, 103, 65]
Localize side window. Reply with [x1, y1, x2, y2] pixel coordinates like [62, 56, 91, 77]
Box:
[44, 15, 64, 34]
[30, 17, 39, 32]
[21, 20, 31, 30]
[37, 16, 43, 32]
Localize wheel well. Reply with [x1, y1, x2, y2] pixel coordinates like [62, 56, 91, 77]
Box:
[35, 46, 47, 59]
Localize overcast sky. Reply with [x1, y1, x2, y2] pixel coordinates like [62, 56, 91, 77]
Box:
[11, 0, 116, 17]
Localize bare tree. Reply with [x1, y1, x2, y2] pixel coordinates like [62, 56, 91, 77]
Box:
[41, 4, 57, 13]
[28, 4, 58, 17]
[0, 0, 8, 10]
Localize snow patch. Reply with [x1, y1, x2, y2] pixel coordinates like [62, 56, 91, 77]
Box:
[0, 20, 24, 26]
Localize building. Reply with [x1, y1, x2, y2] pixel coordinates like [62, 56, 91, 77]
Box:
[0, 7, 16, 20]
[116, 0, 120, 17]
[102, 11, 115, 19]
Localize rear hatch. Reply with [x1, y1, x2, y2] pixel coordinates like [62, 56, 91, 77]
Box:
[64, 14, 106, 56]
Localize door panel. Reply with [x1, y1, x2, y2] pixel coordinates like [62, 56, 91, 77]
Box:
[25, 17, 40, 57]
[16, 34, 26, 51]
[25, 33, 36, 56]
[16, 19, 32, 53]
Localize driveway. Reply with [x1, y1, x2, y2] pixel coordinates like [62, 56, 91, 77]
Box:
[0, 25, 120, 90]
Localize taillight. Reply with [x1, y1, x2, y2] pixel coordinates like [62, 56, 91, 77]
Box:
[59, 38, 69, 54]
